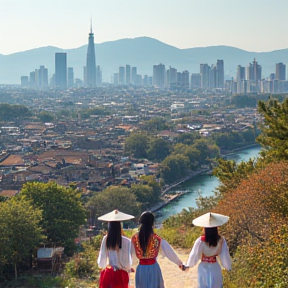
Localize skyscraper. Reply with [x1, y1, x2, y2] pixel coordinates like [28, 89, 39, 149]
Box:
[96, 65, 102, 86]
[216, 59, 224, 88]
[36, 65, 48, 88]
[86, 23, 96, 87]
[190, 73, 201, 89]
[200, 64, 210, 89]
[166, 66, 177, 89]
[209, 65, 217, 88]
[119, 66, 125, 85]
[153, 63, 165, 88]
[236, 65, 246, 93]
[55, 52, 67, 89]
[126, 65, 131, 85]
[247, 59, 261, 92]
[132, 67, 137, 85]
[276, 62, 286, 80]
[181, 70, 190, 89]
[68, 67, 74, 88]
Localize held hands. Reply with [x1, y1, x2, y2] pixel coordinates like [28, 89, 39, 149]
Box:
[178, 263, 187, 271]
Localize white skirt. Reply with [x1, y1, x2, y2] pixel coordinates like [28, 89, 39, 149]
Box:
[197, 262, 223, 288]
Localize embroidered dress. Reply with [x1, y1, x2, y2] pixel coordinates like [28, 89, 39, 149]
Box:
[97, 235, 132, 288]
[131, 232, 182, 288]
[186, 236, 231, 288]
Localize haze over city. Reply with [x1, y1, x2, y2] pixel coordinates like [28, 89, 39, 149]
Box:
[1, 0, 288, 55]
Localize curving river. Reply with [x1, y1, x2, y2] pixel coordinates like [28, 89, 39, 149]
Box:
[155, 145, 262, 223]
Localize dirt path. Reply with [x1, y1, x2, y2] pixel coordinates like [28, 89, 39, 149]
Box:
[129, 249, 198, 288]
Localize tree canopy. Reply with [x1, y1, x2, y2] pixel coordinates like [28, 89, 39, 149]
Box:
[257, 98, 288, 160]
[0, 103, 32, 121]
[38, 111, 55, 123]
[0, 200, 43, 279]
[141, 117, 170, 132]
[160, 154, 190, 184]
[124, 132, 150, 158]
[87, 186, 140, 226]
[19, 182, 86, 246]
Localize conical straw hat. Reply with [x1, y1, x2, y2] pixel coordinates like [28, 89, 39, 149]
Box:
[98, 209, 135, 222]
[192, 212, 229, 227]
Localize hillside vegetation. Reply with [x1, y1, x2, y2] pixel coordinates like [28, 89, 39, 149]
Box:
[160, 97, 288, 287]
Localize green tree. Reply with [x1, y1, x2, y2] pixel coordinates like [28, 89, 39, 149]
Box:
[0, 200, 43, 279]
[192, 139, 219, 164]
[172, 143, 200, 169]
[242, 128, 256, 143]
[87, 186, 140, 226]
[147, 137, 171, 161]
[175, 132, 201, 145]
[19, 182, 86, 246]
[257, 98, 288, 160]
[139, 175, 162, 200]
[0, 104, 32, 121]
[130, 183, 158, 209]
[79, 107, 110, 119]
[38, 111, 54, 122]
[213, 158, 256, 194]
[124, 132, 150, 158]
[141, 117, 170, 132]
[160, 154, 190, 184]
[213, 133, 231, 149]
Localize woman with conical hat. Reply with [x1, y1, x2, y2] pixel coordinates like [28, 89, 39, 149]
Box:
[97, 209, 134, 288]
[131, 211, 184, 288]
[184, 212, 232, 288]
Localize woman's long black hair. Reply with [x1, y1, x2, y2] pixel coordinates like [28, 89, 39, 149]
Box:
[106, 221, 122, 250]
[204, 227, 221, 247]
[138, 211, 155, 254]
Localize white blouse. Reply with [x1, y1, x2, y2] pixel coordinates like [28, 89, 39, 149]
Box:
[186, 236, 231, 270]
[130, 238, 182, 266]
[97, 235, 132, 269]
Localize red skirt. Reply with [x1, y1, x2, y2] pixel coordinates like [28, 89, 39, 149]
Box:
[99, 266, 129, 288]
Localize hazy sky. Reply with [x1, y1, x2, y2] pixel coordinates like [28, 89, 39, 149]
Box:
[1, 0, 288, 55]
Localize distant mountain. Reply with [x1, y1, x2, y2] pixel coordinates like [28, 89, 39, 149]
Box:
[0, 36, 287, 84]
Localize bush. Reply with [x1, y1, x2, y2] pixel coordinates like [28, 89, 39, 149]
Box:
[64, 235, 102, 280]
[224, 225, 288, 287]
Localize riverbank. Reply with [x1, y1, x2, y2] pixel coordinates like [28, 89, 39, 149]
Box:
[151, 144, 261, 218]
[149, 168, 209, 213]
[161, 169, 208, 196]
[161, 143, 260, 196]
[220, 143, 261, 158]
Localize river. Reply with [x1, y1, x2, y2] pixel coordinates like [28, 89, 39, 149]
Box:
[155, 145, 262, 223]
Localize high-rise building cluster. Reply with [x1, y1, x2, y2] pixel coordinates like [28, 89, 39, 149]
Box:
[20, 27, 287, 94]
[112, 65, 152, 86]
[226, 60, 287, 94]
[21, 23, 101, 90]
[111, 60, 224, 90]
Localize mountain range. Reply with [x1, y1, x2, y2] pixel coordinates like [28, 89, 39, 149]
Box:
[0, 36, 287, 84]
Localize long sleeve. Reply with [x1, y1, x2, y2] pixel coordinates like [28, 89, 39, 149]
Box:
[130, 240, 138, 264]
[186, 237, 202, 268]
[97, 236, 132, 269]
[159, 239, 182, 265]
[97, 235, 108, 268]
[219, 237, 231, 271]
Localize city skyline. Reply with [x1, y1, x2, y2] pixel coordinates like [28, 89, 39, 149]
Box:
[1, 0, 288, 55]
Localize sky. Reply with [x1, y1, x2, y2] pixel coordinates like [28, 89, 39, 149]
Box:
[1, 0, 288, 55]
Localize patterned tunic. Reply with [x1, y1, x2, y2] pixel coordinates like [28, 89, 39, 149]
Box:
[131, 233, 182, 288]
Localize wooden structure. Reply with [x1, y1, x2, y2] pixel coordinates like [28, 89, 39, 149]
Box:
[35, 247, 64, 275]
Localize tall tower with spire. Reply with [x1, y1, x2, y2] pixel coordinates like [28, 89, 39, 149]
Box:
[85, 20, 96, 87]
